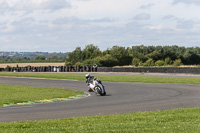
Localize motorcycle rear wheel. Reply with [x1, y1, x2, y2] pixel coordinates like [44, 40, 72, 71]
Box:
[96, 86, 106, 96]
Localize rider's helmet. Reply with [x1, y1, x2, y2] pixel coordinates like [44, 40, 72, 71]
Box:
[85, 73, 90, 79]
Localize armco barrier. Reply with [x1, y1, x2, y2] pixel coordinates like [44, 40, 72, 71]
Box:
[97, 67, 200, 74]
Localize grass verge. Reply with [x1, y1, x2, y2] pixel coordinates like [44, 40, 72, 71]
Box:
[0, 73, 200, 132]
[0, 84, 84, 107]
[0, 107, 200, 132]
[0, 72, 200, 84]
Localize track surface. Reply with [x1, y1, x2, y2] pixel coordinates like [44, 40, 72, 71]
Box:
[0, 76, 200, 122]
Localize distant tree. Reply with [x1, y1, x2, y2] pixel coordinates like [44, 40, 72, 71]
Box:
[102, 49, 111, 56]
[16, 58, 23, 61]
[35, 56, 45, 60]
[23, 57, 31, 60]
[51, 56, 58, 60]
[110, 46, 132, 65]
[145, 51, 161, 61]
[95, 54, 119, 67]
[129, 45, 148, 62]
[82, 58, 97, 65]
[183, 48, 200, 65]
[131, 45, 156, 56]
[82, 44, 102, 60]
[66, 47, 83, 64]
[63, 45, 200, 66]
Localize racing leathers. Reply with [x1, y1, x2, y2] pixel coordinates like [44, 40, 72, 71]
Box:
[86, 76, 95, 92]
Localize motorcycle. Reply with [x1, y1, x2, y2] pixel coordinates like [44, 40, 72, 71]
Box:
[87, 78, 106, 96]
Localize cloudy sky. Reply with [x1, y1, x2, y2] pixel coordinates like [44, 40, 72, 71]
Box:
[0, 0, 200, 52]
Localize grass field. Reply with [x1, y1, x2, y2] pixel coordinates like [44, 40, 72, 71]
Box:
[0, 84, 84, 107]
[0, 72, 200, 84]
[0, 107, 200, 132]
[0, 73, 200, 132]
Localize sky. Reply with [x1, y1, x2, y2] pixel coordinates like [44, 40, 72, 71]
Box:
[0, 0, 200, 52]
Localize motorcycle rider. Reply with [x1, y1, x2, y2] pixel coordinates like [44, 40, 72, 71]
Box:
[85, 73, 95, 92]
[85, 73, 106, 95]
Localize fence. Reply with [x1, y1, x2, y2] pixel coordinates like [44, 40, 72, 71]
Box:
[1, 65, 200, 74]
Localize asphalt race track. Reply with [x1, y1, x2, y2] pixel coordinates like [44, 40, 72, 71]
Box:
[0, 76, 200, 122]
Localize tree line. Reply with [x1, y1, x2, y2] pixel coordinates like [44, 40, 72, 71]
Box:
[65, 44, 200, 67]
[0, 53, 68, 63]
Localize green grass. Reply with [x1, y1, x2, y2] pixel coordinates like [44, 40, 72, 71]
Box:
[0, 84, 84, 107]
[0, 72, 200, 84]
[0, 107, 200, 132]
[0, 72, 84, 80]
[0, 72, 200, 132]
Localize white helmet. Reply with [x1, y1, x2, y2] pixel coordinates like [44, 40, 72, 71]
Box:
[85, 73, 90, 79]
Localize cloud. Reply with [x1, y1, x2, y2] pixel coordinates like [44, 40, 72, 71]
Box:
[176, 18, 200, 29]
[0, 0, 71, 12]
[0, 17, 37, 35]
[89, 17, 115, 23]
[0, 22, 15, 34]
[52, 17, 115, 26]
[0, 1, 9, 9]
[140, 3, 155, 9]
[11, 17, 35, 25]
[134, 13, 151, 20]
[1, 0, 200, 52]
[173, 0, 200, 5]
[0, 1, 10, 14]
[52, 17, 83, 25]
[162, 15, 175, 20]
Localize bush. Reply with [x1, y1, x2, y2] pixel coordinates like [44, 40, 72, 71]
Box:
[82, 58, 97, 66]
[132, 58, 141, 67]
[173, 59, 182, 66]
[164, 57, 172, 65]
[65, 62, 73, 66]
[75, 62, 82, 66]
[5, 65, 11, 71]
[155, 60, 164, 66]
[143, 58, 155, 66]
[96, 54, 119, 67]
